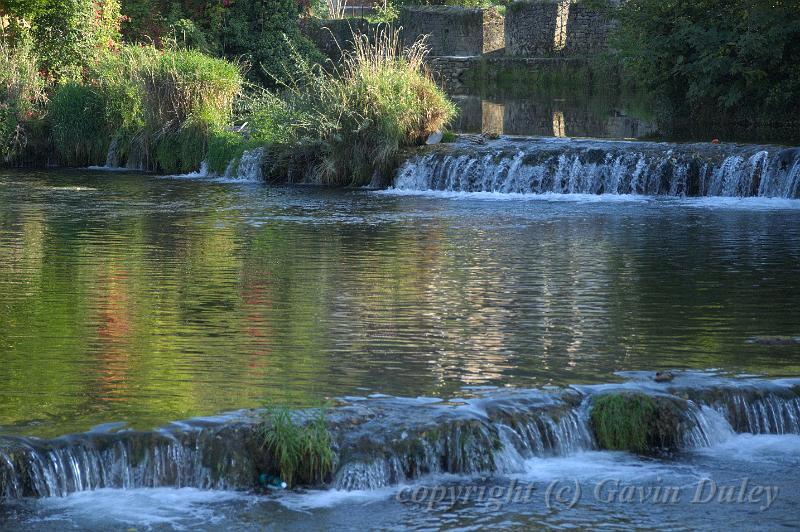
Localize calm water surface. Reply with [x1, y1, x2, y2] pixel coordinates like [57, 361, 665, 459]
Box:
[1, 169, 800, 437]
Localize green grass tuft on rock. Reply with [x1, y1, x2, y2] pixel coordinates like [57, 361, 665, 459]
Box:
[590, 392, 685, 455]
[260, 406, 335, 488]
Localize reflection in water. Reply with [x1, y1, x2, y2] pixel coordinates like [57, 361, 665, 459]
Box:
[1, 170, 799, 437]
[450, 94, 657, 139]
[552, 110, 566, 137]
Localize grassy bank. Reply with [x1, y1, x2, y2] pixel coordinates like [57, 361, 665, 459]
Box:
[0, 39, 48, 165]
[2, 12, 454, 183]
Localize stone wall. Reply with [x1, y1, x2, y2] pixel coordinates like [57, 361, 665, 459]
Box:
[429, 56, 476, 90]
[505, 0, 614, 57]
[306, 3, 613, 64]
[400, 6, 504, 57]
[303, 18, 378, 60]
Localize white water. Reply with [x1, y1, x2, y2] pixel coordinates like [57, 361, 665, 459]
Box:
[164, 148, 266, 183]
[392, 138, 800, 199]
[31, 487, 252, 528]
[229, 148, 265, 182]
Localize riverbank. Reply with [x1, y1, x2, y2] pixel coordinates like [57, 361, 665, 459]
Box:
[2, 28, 454, 186]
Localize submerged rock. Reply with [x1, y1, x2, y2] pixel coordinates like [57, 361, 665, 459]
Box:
[745, 336, 800, 346]
[654, 371, 675, 383]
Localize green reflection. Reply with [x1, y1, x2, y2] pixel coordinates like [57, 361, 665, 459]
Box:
[0, 170, 799, 437]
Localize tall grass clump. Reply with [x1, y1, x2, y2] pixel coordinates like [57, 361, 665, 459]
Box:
[49, 82, 111, 166]
[48, 45, 242, 172]
[141, 49, 242, 173]
[260, 406, 335, 488]
[251, 27, 456, 185]
[331, 29, 455, 184]
[0, 38, 48, 163]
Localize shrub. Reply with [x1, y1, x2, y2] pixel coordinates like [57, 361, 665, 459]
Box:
[260, 406, 335, 488]
[23, 0, 122, 81]
[218, 0, 323, 87]
[0, 38, 48, 162]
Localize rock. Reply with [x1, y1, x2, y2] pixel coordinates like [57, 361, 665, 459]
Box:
[745, 336, 800, 346]
[426, 131, 444, 145]
[654, 371, 674, 383]
[590, 392, 688, 455]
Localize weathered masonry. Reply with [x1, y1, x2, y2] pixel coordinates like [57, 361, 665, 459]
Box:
[505, 0, 615, 57]
[305, 1, 616, 88]
[399, 5, 505, 57]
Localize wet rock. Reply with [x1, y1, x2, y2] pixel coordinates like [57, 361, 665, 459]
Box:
[745, 336, 800, 346]
[654, 371, 675, 383]
[3, 376, 800, 498]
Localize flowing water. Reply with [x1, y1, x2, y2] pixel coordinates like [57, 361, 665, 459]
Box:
[1, 150, 800, 529]
[394, 137, 800, 198]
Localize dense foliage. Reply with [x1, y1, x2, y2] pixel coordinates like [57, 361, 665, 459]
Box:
[1, 0, 122, 80]
[117, 0, 321, 86]
[49, 46, 242, 171]
[0, 39, 48, 162]
[613, 0, 800, 117]
[216, 0, 322, 86]
[1, 0, 453, 179]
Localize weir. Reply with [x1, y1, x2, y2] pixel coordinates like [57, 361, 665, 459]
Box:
[393, 137, 800, 198]
[1, 374, 799, 499]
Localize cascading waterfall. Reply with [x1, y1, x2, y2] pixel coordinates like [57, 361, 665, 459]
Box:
[392, 137, 800, 198]
[0, 418, 259, 499]
[223, 148, 265, 181]
[1, 376, 798, 498]
[103, 138, 119, 168]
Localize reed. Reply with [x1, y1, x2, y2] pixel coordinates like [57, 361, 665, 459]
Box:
[260, 406, 335, 488]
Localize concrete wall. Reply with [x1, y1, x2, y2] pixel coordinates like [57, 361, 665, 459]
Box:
[505, 0, 614, 57]
[400, 6, 504, 57]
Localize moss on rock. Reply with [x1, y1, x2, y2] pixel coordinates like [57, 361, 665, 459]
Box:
[590, 392, 685, 455]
